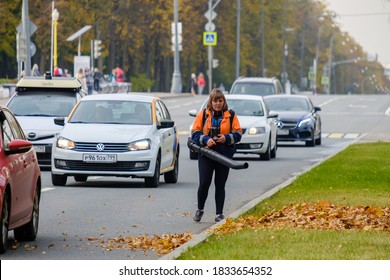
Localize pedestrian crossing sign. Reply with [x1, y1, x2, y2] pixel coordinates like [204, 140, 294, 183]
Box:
[203, 32, 217, 46]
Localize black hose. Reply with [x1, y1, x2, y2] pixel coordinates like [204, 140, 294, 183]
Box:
[187, 138, 249, 170]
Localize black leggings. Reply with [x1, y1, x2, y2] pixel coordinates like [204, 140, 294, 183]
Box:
[197, 156, 230, 214]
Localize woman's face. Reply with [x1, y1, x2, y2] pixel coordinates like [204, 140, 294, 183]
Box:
[211, 97, 224, 112]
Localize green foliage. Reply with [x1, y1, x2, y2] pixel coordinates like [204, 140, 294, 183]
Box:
[0, 0, 387, 93]
[130, 73, 154, 92]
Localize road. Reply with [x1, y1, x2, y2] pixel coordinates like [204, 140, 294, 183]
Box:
[1, 93, 389, 260]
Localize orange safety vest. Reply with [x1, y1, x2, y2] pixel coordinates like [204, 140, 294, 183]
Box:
[192, 109, 242, 136]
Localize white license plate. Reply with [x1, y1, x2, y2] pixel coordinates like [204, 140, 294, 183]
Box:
[34, 146, 46, 153]
[82, 154, 117, 163]
[277, 129, 289, 135]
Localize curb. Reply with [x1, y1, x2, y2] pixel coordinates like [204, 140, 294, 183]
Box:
[159, 133, 367, 260]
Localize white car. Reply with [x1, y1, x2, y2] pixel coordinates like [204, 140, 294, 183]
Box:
[188, 94, 278, 160]
[6, 74, 86, 167]
[51, 94, 180, 188]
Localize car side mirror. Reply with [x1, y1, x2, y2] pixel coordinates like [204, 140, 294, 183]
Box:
[188, 109, 197, 117]
[314, 106, 321, 112]
[54, 117, 65, 126]
[5, 139, 33, 155]
[158, 119, 175, 129]
[268, 111, 279, 118]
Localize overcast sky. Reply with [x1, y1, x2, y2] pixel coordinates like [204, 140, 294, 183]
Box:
[322, 0, 390, 67]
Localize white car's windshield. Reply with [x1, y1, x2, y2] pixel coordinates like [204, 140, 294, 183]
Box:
[7, 93, 76, 117]
[231, 83, 275, 96]
[69, 100, 152, 125]
[228, 99, 264, 116]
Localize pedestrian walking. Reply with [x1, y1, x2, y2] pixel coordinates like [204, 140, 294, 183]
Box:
[77, 68, 86, 90]
[190, 73, 198, 96]
[32, 64, 40, 76]
[85, 67, 94, 95]
[197, 72, 206, 95]
[191, 88, 242, 223]
[93, 67, 102, 92]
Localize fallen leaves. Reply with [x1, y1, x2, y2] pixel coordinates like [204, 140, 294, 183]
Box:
[88, 232, 192, 255]
[211, 201, 390, 235]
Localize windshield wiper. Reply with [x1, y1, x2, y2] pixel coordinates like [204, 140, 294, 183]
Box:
[20, 114, 54, 117]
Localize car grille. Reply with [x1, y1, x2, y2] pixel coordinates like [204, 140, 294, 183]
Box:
[74, 142, 130, 152]
[279, 121, 297, 130]
[54, 160, 150, 171]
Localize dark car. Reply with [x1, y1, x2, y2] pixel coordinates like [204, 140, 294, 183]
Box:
[229, 77, 284, 96]
[263, 95, 321, 146]
[6, 73, 86, 167]
[0, 106, 42, 253]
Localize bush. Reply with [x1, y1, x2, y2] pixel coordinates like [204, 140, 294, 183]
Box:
[130, 74, 154, 92]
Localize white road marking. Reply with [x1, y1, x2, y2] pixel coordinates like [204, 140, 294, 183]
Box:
[42, 187, 55, 192]
[344, 133, 359, 139]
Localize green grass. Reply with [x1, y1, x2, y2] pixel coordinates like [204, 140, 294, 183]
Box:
[177, 142, 390, 260]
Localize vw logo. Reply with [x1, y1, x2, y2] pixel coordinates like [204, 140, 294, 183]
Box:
[27, 132, 36, 140]
[277, 121, 284, 129]
[96, 143, 105, 151]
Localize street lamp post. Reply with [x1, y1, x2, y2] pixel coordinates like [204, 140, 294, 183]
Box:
[52, 8, 59, 69]
[170, 0, 182, 93]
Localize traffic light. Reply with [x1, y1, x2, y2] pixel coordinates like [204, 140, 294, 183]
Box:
[94, 40, 102, 58]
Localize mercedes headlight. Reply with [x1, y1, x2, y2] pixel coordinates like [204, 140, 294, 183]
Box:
[248, 127, 266, 135]
[56, 137, 76, 149]
[128, 139, 151, 151]
[298, 118, 311, 128]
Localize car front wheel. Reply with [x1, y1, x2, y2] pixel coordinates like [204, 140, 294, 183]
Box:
[145, 154, 160, 188]
[52, 173, 67, 186]
[306, 131, 315, 147]
[260, 138, 271, 161]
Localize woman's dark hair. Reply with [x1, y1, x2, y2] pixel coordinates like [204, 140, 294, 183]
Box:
[206, 88, 228, 111]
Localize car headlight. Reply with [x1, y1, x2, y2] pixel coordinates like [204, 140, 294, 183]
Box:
[128, 139, 151, 151]
[298, 118, 312, 128]
[57, 137, 76, 149]
[248, 127, 266, 135]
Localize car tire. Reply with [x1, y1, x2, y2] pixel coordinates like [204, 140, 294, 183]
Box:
[164, 150, 179, 184]
[0, 191, 10, 254]
[305, 131, 315, 147]
[315, 132, 322, 145]
[270, 140, 277, 158]
[52, 173, 67, 186]
[14, 187, 40, 242]
[145, 154, 160, 188]
[260, 138, 271, 161]
[74, 175, 88, 182]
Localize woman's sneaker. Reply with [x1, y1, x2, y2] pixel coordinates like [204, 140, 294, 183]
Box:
[193, 210, 204, 222]
[215, 214, 225, 222]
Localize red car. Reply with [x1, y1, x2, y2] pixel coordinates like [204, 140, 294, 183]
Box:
[0, 106, 41, 253]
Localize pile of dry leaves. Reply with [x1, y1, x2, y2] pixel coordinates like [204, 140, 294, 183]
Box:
[211, 201, 390, 235]
[88, 232, 192, 255]
[86, 201, 389, 255]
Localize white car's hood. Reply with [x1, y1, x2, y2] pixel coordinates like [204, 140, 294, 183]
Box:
[236, 115, 267, 128]
[16, 116, 62, 138]
[61, 123, 153, 142]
